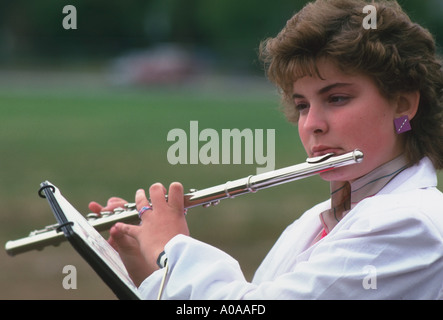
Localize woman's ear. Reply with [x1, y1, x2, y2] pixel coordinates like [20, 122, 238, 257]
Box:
[394, 90, 420, 120]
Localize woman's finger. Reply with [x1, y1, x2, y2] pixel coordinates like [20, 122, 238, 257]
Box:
[168, 182, 185, 213]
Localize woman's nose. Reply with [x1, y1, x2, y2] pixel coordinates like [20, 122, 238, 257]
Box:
[301, 104, 328, 135]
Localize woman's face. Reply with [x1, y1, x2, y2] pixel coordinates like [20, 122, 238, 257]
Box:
[294, 59, 405, 182]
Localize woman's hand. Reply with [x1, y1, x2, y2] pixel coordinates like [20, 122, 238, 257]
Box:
[108, 182, 189, 282]
[108, 223, 151, 286]
[88, 197, 128, 215]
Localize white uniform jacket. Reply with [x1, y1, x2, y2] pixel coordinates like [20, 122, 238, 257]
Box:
[138, 157, 443, 299]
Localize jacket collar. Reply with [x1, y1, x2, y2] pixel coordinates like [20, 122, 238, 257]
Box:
[378, 156, 437, 195]
[319, 155, 437, 235]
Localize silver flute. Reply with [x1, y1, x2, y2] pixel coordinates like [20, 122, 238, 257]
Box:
[5, 149, 363, 256]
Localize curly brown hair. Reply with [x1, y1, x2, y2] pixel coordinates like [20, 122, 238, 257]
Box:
[260, 0, 443, 169]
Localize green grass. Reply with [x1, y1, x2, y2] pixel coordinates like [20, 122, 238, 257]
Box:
[1, 81, 442, 299]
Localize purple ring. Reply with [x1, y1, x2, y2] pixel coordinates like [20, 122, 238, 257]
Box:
[138, 206, 152, 218]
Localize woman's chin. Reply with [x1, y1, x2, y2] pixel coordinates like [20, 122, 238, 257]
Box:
[319, 165, 363, 182]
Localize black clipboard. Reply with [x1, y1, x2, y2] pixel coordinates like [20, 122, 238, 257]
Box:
[38, 181, 141, 300]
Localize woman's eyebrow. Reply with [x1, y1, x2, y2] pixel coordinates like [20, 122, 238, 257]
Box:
[292, 82, 354, 99]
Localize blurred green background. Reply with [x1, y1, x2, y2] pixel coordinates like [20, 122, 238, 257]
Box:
[1, 0, 442, 299]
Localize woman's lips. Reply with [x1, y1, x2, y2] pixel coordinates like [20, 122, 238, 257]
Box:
[311, 146, 343, 157]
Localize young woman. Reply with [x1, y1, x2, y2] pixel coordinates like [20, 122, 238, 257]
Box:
[89, 0, 443, 299]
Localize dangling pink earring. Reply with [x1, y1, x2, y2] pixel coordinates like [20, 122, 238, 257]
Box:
[394, 115, 411, 134]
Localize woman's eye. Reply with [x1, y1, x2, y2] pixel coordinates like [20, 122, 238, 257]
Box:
[329, 95, 351, 105]
[295, 102, 309, 112]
